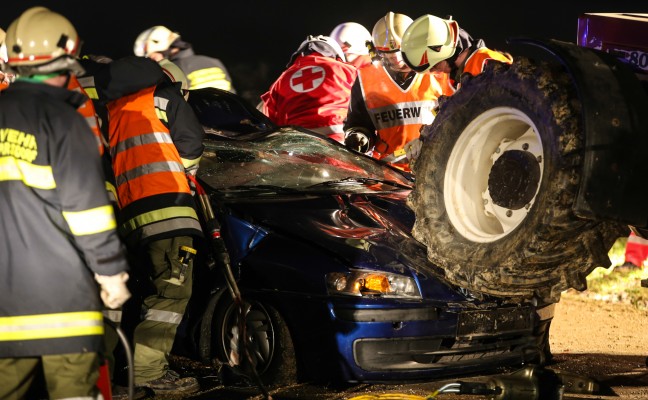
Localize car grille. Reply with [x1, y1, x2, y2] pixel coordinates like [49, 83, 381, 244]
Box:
[354, 333, 537, 372]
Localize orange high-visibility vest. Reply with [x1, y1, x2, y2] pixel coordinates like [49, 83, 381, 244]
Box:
[68, 75, 104, 155]
[107, 86, 201, 243]
[463, 48, 513, 77]
[358, 64, 444, 161]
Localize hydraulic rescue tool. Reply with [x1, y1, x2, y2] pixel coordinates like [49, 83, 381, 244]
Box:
[188, 174, 273, 400]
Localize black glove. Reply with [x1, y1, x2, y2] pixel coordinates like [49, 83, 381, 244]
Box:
[344, 129, 371, 153]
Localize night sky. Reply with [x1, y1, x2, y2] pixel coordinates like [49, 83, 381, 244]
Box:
[2, 1, 645, 103]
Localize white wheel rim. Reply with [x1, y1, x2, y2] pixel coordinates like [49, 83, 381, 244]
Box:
[444, 107, 543, 243]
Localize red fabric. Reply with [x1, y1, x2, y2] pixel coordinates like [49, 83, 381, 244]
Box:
[261, 54, 357, 143]
[625, 232, 648, 267]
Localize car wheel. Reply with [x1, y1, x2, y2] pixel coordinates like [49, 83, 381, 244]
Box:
[213, 296, 297, 386]
[409, 57, 625, 303]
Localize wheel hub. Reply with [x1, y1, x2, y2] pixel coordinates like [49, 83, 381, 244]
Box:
[488, 150, 541, 210]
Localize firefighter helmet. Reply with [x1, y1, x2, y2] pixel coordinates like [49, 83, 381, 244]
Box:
[0, 28, 6, 63]
[4, 7, 83, 76]
[401, 14, 460, 73]
[330, 22, 372, 56]
[133, 25, 180, 57]
[371, 12, 413, 53]
[158, 58, 189, 99]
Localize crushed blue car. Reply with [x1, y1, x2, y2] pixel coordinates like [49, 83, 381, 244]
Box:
[173, 88, 554, 385]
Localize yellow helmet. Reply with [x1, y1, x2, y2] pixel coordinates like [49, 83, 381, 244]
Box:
[133, 26, 180, 57]
[5, 7, 83, 76]
[401, 14, 460, 73]
[371, 12, 413, 52]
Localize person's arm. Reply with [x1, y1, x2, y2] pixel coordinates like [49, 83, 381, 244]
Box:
[156, 83, 205, 172]
[343, 77, 376, 152]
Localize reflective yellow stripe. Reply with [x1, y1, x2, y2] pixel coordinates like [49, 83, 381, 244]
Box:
[0, 311, 104, 341]
[155, 107, 168, 123]
[63, 204, 117, 235]
[154, 96, 169, 123]
[121, 206, 198, 233]
[105, 181, 119, 206]
[187, 68, 232, 91]
[181, 156, 201, 169]
[0, 157, 56, 189]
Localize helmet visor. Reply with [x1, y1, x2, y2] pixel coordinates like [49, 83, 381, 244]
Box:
[379, 50, 410, 72]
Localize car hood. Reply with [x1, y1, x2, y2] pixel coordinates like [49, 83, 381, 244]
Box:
[220, 190, 469, 302]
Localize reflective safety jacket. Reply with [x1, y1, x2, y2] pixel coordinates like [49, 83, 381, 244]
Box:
[352, 64, 444, 162]
[0, 80, 129, 357]
[107, 83, 204, 246]
[261, 53, 357, 143]
[171, 47, 236, 93]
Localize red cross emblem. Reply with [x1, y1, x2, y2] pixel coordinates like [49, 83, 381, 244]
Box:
[289, 66, 325, 93]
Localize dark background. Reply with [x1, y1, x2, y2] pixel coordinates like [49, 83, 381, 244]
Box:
[2, 1, 645, 103]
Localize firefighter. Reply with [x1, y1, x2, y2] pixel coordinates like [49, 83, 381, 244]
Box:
[133, 25, 236, 93]
[0, 7, 131, 399]
[343, 12, 448, 171]
[261, 34, 357, 143]
[330, 22, 373, 69]
[92, 54, 205, 396]
[399, 14, 513, 162]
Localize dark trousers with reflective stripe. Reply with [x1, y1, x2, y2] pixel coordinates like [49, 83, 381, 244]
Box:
[0, 352, 100, 399]
[132, 236, 194, 383]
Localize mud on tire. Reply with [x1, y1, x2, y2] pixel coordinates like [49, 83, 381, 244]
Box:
[409, 57, 626, 303]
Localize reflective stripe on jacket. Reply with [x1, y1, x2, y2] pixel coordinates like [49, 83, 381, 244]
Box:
[107, 85, 202, 245]
[171, 48, 235, 92]
[357, 64, 443, 159]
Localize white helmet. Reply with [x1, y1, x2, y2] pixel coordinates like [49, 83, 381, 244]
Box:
[372, 12, 413, 52]
[5, 7, 83, 76]
[158, 58, 189, 99]
[133, 25, 179, 57]
[0, 28, 7, 63]
[401, 14, 460, 73]
[330, 22, 371, 56]
[288, 34, 346, 66]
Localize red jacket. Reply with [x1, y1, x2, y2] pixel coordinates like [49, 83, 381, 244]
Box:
[262, 53, 357, 143]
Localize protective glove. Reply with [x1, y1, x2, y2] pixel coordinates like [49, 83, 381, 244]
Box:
[95, 272, 131, 309]
[344, 129, 371, 153]
[405, 138, 423, 162]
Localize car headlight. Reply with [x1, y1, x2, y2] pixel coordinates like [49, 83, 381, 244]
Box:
[326, 270, 421, 299]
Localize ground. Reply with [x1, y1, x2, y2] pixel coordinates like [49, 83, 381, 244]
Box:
[172, 284, 648, 400]
[547, 290, 648, 400]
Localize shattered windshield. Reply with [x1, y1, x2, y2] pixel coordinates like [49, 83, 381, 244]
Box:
[197, 129, 412, 193]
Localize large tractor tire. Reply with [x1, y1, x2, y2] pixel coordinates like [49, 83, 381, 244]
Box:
[409, 57, 626, 303]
